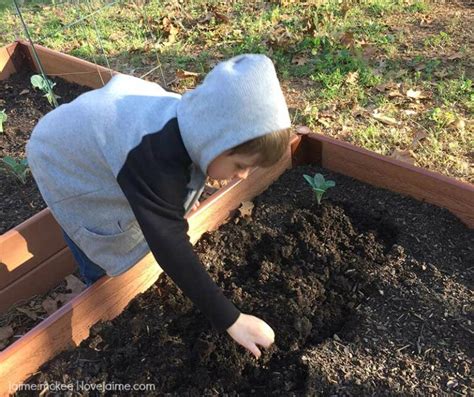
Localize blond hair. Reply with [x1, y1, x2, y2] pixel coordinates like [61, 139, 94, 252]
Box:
[229, 128, 291, 168]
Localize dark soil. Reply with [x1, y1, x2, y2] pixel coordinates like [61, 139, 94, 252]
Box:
[0, 71, 90, 234]
[22, 165, 473, 396]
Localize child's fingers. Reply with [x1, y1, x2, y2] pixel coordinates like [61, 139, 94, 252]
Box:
[244, 341, 261, 359]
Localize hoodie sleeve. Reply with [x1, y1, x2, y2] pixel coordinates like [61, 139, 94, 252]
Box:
[116, 119, 241, 332]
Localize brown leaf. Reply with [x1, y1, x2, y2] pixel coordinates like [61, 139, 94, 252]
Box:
[176, 69, 200, 80]
[387, 89, 404, 98]
[345, 71, 359, 85]
[198, 12, 212, 24]
[454, 118, 465, 132]
[292, 55, 309, 66]
[406, 88, 428, 100]
[239, 201, 254, 218]
[371, 111, 401, 126]
[390, 149, 415, 165]
[351, 106, 367, 118]
[340, 32, 355, 48]
[447, 52, 462, 60]
[65, 274, 86, 295]
[213, 11, 230, 23]
[42, 297, 59, 316]
[0, 326, 14, 343]
[340, 0, 350, 17]
[411, 130, 428, 148]
[16, 307, 38, 320]
[361, 44, 377, 60]
[55, 292, 77, 306]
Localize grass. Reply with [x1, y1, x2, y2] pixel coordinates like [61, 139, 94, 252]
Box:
[0, 0, 472, 182]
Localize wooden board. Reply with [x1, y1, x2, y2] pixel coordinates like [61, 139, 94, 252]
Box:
[304, 133, 474, 228]
[0, 248, 76, 314]
[0, 209, 66, 292]
[0, 43, 20, 80]
[0, 253, 160, 395]
[18, 40, 117, 88]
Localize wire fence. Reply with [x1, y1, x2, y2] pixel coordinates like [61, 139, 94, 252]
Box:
[7, 0, 169, 102]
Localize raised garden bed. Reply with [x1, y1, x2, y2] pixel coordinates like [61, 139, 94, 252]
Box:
[0, 41, 473, 396]
[22, 162, 474, 395]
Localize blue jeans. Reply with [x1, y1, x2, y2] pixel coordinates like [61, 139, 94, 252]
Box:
[62, 229, 107, 286]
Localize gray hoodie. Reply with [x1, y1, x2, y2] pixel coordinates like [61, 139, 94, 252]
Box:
[26, 54, 291, 331]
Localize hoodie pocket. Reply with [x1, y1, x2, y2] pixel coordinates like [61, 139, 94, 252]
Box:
[75, 220, 143, 261]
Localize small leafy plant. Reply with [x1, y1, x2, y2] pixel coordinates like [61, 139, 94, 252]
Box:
[1, 156, 30, 184]
[0, 109, 7, 133]
[303, 173, 336, 205]
[31, 74, 60, 106]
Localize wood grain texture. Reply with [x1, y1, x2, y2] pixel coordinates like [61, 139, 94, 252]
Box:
[0, 247, 76, 315]
[0, 253, 161, 395]
[0, 209, 66, 291]
[304, 133, 474, 228]
[0, 43, 19, 80]
[18, 40, 117, 88]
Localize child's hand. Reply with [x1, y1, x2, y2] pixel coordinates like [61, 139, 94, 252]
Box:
[191, 201, 200, 212]
[226, 313, 275, 359]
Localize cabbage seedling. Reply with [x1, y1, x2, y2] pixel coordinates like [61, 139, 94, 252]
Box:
[31, 74, 60, 106]
[0, 110, 6, 133]
[1, 156, 29, 184]
[303, 173, 336, 205]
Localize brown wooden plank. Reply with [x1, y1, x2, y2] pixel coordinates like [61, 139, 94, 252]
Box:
[0, 247, 76, 314]
[0, 209, 66, 290]
[303, 133, 474, 228]
[0, 253, 160, 395]
[18, 40, 118, 88]
[0, 43, 19, 80]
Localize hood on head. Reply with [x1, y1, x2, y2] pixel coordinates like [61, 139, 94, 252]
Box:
[177, 54, 291, 175]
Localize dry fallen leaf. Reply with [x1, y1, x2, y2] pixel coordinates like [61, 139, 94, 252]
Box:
[447, 52, 462, 60]
[340, 31, 355, 48]
[19, 89, 29, 95]
[295, 125, 312, 135]
[454, 118, 465, 132]
[292, 55, 309, 66]
[403, 109, 417, 116]
[42, 297, 58, 316]
[345, 71, 359, 85]
[0, 325, 14, 350]
[371, 110, 401, 126]
[16, 307, 38, 321]
[176, 69, 200, 80]
[390, 149, 415, 165]
[213, 11, 230, 23]
[65, 274, 86, 295]
[406, 89, 427, 100]
[411, 130, 428, 148]
[0, 326, 14, 342]
[239, 201, 254, 218]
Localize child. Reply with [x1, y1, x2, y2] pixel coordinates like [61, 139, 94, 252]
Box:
[26, 54, 291, 359]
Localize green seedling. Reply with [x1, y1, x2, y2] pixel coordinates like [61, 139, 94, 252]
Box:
[31, 74, 60, 106]
[0, 109, 6, 133]
[1, 156, 29, 184]
[303, 173, 336, 205]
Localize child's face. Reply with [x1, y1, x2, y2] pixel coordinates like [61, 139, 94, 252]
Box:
[207, 150, 261, 181]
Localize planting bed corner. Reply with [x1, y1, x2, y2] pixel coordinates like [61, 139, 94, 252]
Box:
[1, 41, 473, 396]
